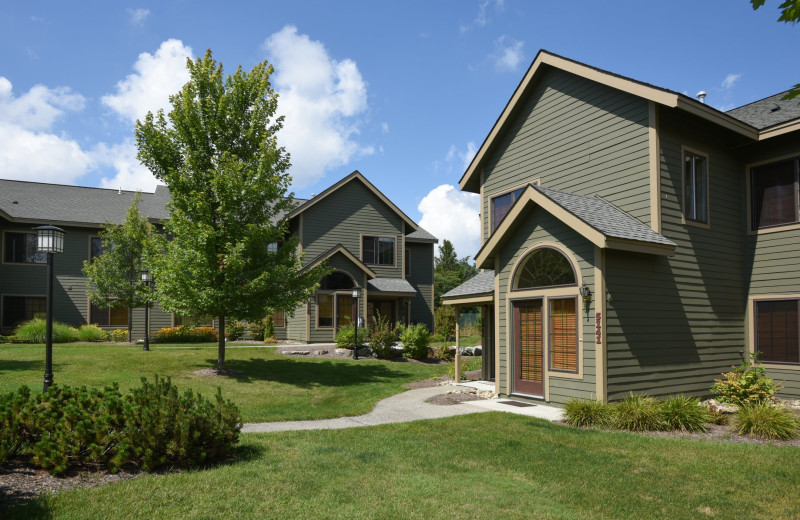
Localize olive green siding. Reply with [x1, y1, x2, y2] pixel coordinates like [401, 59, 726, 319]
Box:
[131, 303, 172, 339]
[406, 242, 434, 330]
[495, 206, 596, 405]
[481, 67, 651, 240]
[283, 303, 308, 342]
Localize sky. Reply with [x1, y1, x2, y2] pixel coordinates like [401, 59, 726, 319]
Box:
[1, 1, 797, 259]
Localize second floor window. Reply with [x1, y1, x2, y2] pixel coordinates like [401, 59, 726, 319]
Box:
[684, 151, 708, 224]
[491, 187, 524, 232]
[363, 236, 394, 265]
[751, 157, 799, 230]
[4, 232, 46, 264]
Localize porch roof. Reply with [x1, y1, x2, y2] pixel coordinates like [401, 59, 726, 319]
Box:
[441, 270, 495, 305]
[475, 184, 676, 269]
[301, 244, 377, 279]
[367, 277, 417, 296]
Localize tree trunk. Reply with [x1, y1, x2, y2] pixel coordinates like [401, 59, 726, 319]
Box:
[217, 315, 226, 370]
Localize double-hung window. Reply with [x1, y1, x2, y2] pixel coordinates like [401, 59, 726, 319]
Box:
[362, 236, 394, 266]
[755, 299, 800, 364]
[750, 157, 800, 230]
[4, 232, 46, 264]
[683, 150, 708, 225]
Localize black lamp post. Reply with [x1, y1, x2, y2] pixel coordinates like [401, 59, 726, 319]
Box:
[140, 269, 154, 351]
[34, 225, 65, 393]
[352, 287, 361, 360]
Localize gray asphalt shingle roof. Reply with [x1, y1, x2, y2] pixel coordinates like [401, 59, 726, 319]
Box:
[535, 185, 676, 247]
[441, 270, 495, 300]
[726, 91, 800, 130]
[367, 278, 417, 295]
[406, 226, 438, 243]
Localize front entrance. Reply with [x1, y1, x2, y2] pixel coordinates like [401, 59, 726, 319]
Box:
[336, 294, 354, 330]
[514, 299, 544, 396]
[368, 299, 395, 325]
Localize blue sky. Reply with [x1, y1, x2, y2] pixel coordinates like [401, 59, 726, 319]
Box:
[1, 1, 797, 258]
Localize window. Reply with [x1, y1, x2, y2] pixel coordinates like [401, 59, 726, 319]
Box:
[683, 151, 708, 224]
[90, 236, 104, 260]
[4, 232, 46, 264]
[491, 188, 524, 232]
[267, 240, 284, 254]
[362, 236, 394, 265]
[750, 157, 799, 230]
[755, 299, 800, 364]
[90, 303, 128, 326]
[272, 310, 286, 328]
[319, 272, 354, 290]
[514, 247, 576, 290]
[549, 297, 578, 373]
[317, 294, 333, 327]
[2, 295, 46, 328]
[405, 248, 410, 276]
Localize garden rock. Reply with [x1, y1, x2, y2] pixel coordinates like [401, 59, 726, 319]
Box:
[459, 346, 482, 356]
[285, 350, 310, 356]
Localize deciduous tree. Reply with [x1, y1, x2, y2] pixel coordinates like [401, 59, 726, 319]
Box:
[434, 239, 478, 308]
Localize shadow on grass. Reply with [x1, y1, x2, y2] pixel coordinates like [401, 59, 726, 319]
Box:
[0, 359, 42, 374]
[204, 357, 412, 388]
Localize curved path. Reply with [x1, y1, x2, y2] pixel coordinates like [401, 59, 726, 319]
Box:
[242, 385, 488, 433]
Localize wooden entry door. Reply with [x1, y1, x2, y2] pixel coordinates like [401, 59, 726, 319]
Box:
[336, 294, 354, 330]
[514, 299, 544, 396]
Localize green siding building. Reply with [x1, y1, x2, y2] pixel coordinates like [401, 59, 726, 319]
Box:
[443, 50, 800, 402]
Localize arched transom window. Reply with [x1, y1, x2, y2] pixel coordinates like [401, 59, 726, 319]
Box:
[514, 247, 576, 290]
[319, 271, 355, 290]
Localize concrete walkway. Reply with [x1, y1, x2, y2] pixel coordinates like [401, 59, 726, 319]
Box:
[241, 383, 564, 433]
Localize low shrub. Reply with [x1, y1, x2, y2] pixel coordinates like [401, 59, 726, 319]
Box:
[335, 320, 357, 349]
[264, 315, 275, 340]
[248, 318, 266, 341]
[398, 323, 431, 360]
[0, 377, 241, 475]
[734, 403, 799, 440]
[153, 326, 218, 343]
[659, 395, 710, 432]
[226, 320, 246, 341]
[434, 306, 456, 339]
[77, 323, 105, 342]
[711, 354, 782, 406]
[564, 397, 613, 428]
[368, 314, 396, 359]
[13, 319, 79, 343]
[433, 344, 454, 361]
[612, 394, 665, 432]
[106, 329, 129, 342]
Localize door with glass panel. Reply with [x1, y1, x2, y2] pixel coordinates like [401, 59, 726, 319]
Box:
[514, 299, 544, 396]
[336, 294, 354, 330]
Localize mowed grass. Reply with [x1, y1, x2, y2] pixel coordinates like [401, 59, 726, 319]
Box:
[0, 343, 443, 422]
[9, 413, 800, 520]
[429, 334, 481, 348]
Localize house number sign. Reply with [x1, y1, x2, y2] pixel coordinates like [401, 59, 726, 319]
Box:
[595, 312, 602, 344]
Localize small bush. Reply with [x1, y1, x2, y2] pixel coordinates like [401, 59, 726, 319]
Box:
[433, 344, 454, 361]
[434, 306, 456, 339]
[0, 386, 32, 466]
[612, 394, 665, 432]
[659, 395, 710, 432]
[153, 326, 218, 343]
[735, 403, 799, 440]
[711, 354, 783, 406]
[398, 323, 431, 360]
[368, 314, 396, 359]
[706, 403, 730, 425]
[564, 397, 613, 428]
[248, 318, 266, 341]
[264, 315, 275, 340]
[77, 324, 105, 342]
[13, 319, 79, 343]
[335, 320, 357, 349]
[226, 320, 246, 341]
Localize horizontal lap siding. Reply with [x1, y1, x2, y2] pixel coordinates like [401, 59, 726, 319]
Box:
[284, 303, 307, 341]
[482, 67, 651, 239]
[605, 108, 746, 401]
[496, 208, 596, 404]
[406, 242, 434, 331]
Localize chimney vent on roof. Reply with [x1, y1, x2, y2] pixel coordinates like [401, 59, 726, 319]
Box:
[311, 193, 316, 198]
[770, 104, 781, 112]
[696, 91, 707, 104]
[118, 187, 122, 194]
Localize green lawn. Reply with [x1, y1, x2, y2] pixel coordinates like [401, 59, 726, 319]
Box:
[0, 343, 444, 422]
[8, 413, 800, 519]
[430, 334, 481, 348]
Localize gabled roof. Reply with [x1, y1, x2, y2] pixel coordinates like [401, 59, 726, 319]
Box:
[301, 244, 376, 279]
[288, 170, 419, 232]
[460, 50, 768, 193]
[441, 270, 495, 305]
[405, 226, 439, 243]
[475, 184, 676, 269]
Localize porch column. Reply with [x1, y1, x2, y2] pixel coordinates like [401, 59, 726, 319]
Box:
[454, 305, 461, 383]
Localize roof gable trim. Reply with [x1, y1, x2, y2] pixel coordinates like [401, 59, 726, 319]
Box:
[302, 244, 377, 279]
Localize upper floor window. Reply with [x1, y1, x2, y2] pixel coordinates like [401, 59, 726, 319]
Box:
[90, 236, 104, 260]
[750, 157, 799, 230]
[683, 151, 708, 224]
[491, 187, 524, 232]
[363, 236, 394, 266]
[4, 232, 46, 264]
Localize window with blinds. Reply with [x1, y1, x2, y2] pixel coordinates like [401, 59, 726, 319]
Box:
[755, 299, 800, 364]
[549, 297, 578, 372]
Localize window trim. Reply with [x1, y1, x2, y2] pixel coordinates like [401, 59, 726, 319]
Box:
[746, 153, 800, 235]
[749, 294, 800, 370]
[1, 293, 47, 330]
[2, 230, 47, 266]
[359, 234, 397, 267]
[681, 146, 710, 229]
[488, 181, 537, 235]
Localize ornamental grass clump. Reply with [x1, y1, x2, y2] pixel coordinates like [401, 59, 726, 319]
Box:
[612, 394, 666, 432]
[734, 403, 799, 440]
[13, 319, 79, 343]
[659, 395, 710, 432]
[77, 323, 105, 342]
[564, 397, 613, 428]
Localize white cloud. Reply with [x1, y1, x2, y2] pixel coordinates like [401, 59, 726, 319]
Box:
[93, 141, 159, 192]
[0, 77, 85, 131]
[381, 122, 389, 134]
[102, 39, 193, 123]
[264, 26, 370, 188]
[461, 0, 505, 33]
[126, 8, 150, 25]
[721, 73, 741, 90]
[492, 36, 525, 72]
[435, 142, 477, 175]
[418, 184, 481, 259]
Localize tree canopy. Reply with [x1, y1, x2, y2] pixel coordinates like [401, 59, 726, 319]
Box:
[434, 240, 478, 308]
[135, 50, 327, 369]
